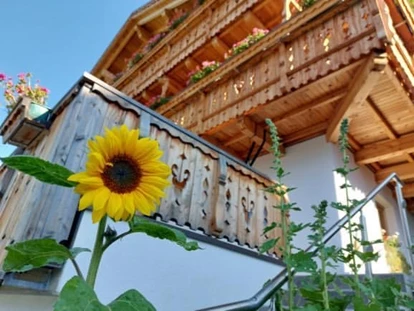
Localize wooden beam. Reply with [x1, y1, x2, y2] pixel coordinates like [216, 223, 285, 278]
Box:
[211, 37, 230, 57]
[364, 95, 414, 163]
[326, 55, 388, 142]
[356, 132, 414, 164]
[243, 11, 266, 29]
[184, 57, 200, 72]
[403, 183, 414, 198]
[376, 162, 414, 181]
[135, 25, 151, 41]
[161, 76, 183, 94]
[237, 117, 274, 152]
[272, 88, 345, 123]
[201, 134, 242, 159]
[283, 121, 328, 146]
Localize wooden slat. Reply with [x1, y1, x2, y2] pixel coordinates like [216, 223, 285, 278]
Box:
[283, 121, 328, 146]
[376, 162, 414, 181]
[326, 55, 387, 142]
[272, 88, 346, 123]
[356, 132, 414, 164]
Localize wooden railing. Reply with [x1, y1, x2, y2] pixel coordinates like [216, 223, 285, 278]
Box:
[159, 0, 383, 134]
[115, 0, 263, 98]
[0, 75, 285, 269]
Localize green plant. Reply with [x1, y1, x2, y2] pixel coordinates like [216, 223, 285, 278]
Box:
[126, 52, 144, 69]
[261, 119, 315, 310]
[168, 9, 189, 30]
[261, 119, 414, 311]
[0, 72, 49, 111]
[188, 60, 221, 84]
[1, 126, 199, 310]
[148, 95, 171, 110]
[226, 28, 269, 59]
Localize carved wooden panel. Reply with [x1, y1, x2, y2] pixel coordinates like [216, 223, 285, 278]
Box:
[0, 78, 284, 269]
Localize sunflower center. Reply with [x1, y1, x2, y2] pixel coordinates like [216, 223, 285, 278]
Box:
[102, 156, 141, 193]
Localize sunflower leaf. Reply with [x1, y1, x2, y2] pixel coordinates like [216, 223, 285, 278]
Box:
[0, 155, 76, 188]
[54, 277, 156, 311]
[128, 216, 200, 251]
[3, 239, 74, 272]
[108, 289, 156, 311]
[54, 276, 107, 311]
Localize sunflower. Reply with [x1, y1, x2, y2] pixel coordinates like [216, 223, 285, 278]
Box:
[68, 125, 171, 223]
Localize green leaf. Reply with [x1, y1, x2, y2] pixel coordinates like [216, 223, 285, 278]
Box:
[259, 238, 279, 253]
[4, 239, 75, 272]
[0, 156, 76, 187]
[287, 250, 317, 272]
[54, 276, 107, 311]
[128, 216, 199, 251]
[108, 289, 156, 311]
[54, 277, 156, 311]
[70, 247, 91, 258]
[263, 222, 278, 234]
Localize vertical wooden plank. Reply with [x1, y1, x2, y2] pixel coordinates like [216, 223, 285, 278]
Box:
[222, 168, 239, 242]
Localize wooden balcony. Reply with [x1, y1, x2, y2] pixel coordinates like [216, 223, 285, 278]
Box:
[0, 74, 286, 272]
[94, 0, 414, 203]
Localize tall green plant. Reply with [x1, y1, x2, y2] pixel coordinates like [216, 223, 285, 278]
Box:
[261, 119, 315, 310]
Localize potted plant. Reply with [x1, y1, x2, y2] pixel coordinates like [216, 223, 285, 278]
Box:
[0, 72, 51, 148]
[188, 60, 221, 84]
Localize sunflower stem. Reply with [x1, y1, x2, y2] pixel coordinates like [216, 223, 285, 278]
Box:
[86, 216, 107, 288]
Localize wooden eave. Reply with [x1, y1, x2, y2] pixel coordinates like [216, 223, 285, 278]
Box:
[91, 0, 194, 77]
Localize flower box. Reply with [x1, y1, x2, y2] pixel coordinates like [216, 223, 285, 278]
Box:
[0, 96, 51, 148]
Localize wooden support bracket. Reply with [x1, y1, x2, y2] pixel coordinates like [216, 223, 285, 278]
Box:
[326, 55, 388, 142]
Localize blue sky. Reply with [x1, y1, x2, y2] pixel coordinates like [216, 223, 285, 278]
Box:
[0, 0, 148, 157]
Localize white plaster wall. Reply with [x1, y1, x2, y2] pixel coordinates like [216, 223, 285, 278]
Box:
[0, 293, 56, 311]
[254, 136, 342, 251]
[57, 212, 283, 311]
[254, 135, 401, 274]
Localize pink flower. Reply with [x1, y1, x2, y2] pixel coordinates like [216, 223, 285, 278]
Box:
[0, 73, 6, 81]
[39, 87, 50, 94]
[17, 73, 26, 80]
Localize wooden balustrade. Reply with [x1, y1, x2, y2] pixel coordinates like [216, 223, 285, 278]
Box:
[160, 0, 383, 134]
[0, 75, 285, 268]
[116, 0, 263, 98]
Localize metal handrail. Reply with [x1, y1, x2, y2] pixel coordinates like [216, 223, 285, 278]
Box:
[198, 173, 412, 311]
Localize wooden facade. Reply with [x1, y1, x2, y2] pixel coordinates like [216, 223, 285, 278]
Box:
[92, 0, 414, 205]
[0, 75, 285, 276]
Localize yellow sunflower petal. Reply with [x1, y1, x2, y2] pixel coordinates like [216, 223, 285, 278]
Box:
[123, 193, 136, 215]
[93, 187, 110, 211]
[107, 193, 122, 219]
[79, 177, 104, 187]
[92, 208, 106, 223]
[140, 176, 170, 189]
[139, 183, 168, 200]
[79, 190, 98, 211]
[124, 129, 139, 155]
[133, 191, 156, 216]
[113, 204, 125, 222]
[95, 136, 109, 160]
[68, 172, 93, 182]
[121, 210, 133, 222]
[86, 152, 106, 174]
[141, 161, 171, 178]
